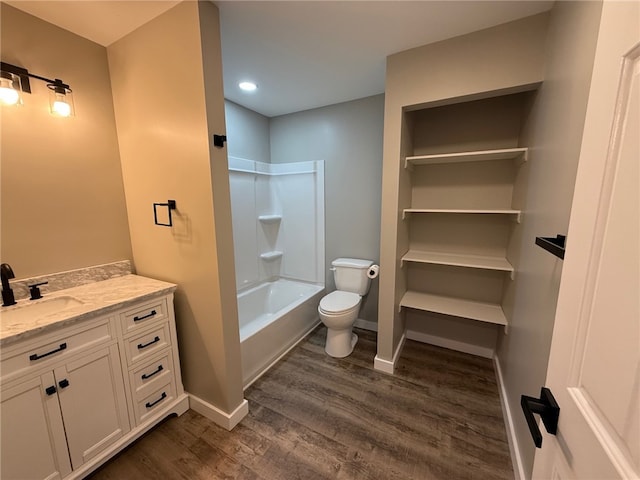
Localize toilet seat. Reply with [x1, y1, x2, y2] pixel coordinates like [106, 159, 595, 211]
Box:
[319, 290, 360, 314]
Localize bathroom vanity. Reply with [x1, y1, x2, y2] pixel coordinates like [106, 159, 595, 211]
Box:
[0, 274, 189, 480]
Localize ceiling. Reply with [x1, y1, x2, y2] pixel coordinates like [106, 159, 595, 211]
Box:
[6, 0, 554, 117]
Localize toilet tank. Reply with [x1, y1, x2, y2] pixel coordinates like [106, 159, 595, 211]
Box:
[332, 258, 374, 295]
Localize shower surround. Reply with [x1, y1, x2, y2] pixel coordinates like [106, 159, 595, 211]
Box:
[228, 157, 325, 387]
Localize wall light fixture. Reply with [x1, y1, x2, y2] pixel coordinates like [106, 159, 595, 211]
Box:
[0, 62, 74, 117]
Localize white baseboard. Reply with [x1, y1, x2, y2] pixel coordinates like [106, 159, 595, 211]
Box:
[354, 318, 378, 331]
[188, 394, 249, 431]
[406, 330, 494, 359]
[374, 332, 406, 374]
[494, 354, 526, 480]
[373, 355, 394, 374]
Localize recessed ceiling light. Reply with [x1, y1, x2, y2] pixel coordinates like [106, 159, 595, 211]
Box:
[239, 81, 257, 92]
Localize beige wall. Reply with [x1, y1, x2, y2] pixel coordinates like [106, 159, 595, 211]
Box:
[108, 1, 243, 413]
[0, 4, 132, 278]
[498, 2, 603, 476]
[378, 14, 549, 361]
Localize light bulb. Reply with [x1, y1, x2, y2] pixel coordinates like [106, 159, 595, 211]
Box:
[239, 81, 257, 92]
[0, 77, 20, 105]
[51, 90, 71, 117]
[52, 98, 71, 117]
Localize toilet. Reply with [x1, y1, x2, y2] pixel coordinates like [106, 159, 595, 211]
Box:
[318, 258, 375, 358]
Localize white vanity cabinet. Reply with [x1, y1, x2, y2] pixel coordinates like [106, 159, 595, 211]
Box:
[0, 282, 188, 480]
[0, 317, 129, 480]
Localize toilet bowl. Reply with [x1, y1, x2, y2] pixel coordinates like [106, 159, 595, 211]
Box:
[318, 258, 376, 358]
[318, 290, 361, 357]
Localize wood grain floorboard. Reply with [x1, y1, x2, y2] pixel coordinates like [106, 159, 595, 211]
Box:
[88, 327, 513, 479]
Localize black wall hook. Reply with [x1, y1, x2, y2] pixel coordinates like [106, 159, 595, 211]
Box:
[213, 134, 227, 148]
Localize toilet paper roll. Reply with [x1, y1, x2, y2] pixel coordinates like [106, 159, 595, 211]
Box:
[367, 264, 379, 279]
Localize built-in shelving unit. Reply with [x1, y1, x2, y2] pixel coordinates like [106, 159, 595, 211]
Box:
[404, 147, 528, 169]
[400, 291, 508, 326]
[387, 91, 537, 351]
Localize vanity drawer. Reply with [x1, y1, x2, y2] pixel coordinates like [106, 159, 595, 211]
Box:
[134, 379, 176, 425]
[0, 318, 113, 382]
[124, 323, 171, 365]
[129, 350, 174, 400]
[120, 299, 168, 335]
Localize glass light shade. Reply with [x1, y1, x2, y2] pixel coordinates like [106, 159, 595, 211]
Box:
[49, 89, 74, 117]
[0, 74, 22, 106]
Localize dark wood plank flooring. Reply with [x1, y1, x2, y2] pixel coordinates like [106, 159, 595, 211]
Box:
[88, 328, 513, 479]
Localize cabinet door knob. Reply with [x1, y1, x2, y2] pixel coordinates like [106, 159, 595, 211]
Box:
[45, 385, 57, 396]
[58, 379, 70, 389]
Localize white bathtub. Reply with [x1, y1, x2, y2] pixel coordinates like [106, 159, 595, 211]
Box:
[238, 278, 324, 388]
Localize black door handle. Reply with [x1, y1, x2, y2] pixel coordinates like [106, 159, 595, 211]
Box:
[521, 387, 560, 448]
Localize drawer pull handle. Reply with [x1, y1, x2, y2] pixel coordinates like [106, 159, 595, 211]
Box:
[141, 365, 164, 380]
[137, 336, 160, 350]
[58, 379, 70, 389]
[133, 310, 157, 322]
[45, 385, 57, 396]
[145, 391, 167, 409]
[29, 343, 67, 361]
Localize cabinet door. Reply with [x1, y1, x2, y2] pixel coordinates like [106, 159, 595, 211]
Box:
[0, 373, 72, 480]
[55, 344, 130, 469]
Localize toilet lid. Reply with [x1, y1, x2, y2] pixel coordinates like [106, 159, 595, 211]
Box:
[319, 291, 360, 313]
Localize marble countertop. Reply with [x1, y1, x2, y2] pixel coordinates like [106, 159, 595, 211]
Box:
[0, 274, 177, 347]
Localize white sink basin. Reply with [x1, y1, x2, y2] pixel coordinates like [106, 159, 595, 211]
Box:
[1, 296, 84, 323]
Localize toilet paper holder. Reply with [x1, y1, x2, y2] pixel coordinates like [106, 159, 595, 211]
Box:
[367, 265, 380, 279]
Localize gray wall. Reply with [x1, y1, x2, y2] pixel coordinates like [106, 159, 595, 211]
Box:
[498, 2, 603, 477]
[225, 99, 271, 162]
[270, 94, 384, 324]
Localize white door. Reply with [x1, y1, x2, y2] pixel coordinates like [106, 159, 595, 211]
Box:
[532, 2, 639, 479]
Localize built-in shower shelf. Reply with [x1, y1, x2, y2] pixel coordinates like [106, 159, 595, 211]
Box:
[258, 215, 282, 224]
[260, 251, 283, 261]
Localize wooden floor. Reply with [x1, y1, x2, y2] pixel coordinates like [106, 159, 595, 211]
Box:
[88, 328, 513, 479]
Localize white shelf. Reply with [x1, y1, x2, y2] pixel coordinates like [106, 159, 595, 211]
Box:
[400, 291, 508, 326]
[401, 249, 514, 278]
[405, 147, 528, 169]
[402, 208, 521, 222]
[259, 251, 283, 261]
[258, 215, 282, 224]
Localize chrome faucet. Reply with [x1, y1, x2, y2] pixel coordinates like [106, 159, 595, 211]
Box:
[1, 263, 16, 307]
